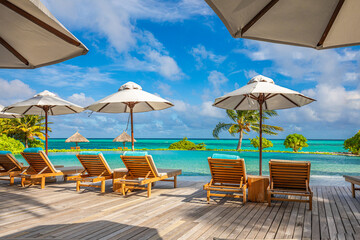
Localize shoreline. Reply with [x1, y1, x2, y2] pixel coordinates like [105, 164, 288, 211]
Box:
[46, 148, 358, 157]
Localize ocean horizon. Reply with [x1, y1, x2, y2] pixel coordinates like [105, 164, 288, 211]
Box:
[45, 138, 348, 153]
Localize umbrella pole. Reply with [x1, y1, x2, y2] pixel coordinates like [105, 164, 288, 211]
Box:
[130, 106, 134, 151]
[259, 95, 263, 176]
[45, 108, 48, 155]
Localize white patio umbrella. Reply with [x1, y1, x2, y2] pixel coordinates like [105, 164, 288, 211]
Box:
[3, 90, 84, 154]
[87, 82, 174, 151]
[213, 75, 315, 175]
[0, 0, 88, 68]
[0, 104, 22, 118]
[206, 0, 360, 49]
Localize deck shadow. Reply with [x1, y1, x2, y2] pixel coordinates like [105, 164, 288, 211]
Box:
[1, 220, 162, 239]
[0, 191, 54, 221]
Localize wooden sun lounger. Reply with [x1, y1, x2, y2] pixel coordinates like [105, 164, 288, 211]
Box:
[343, 175, 360, 198]
[21, 149, 83, 189]
[0, 152, 25, 185]
[67, 152, 113, 193]
[203, 156, 247, 204]
[268, 159, 313, 210]
[115, 154, 181, 197]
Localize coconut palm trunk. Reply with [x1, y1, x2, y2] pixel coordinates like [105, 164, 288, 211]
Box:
[237, 131, 243, 150]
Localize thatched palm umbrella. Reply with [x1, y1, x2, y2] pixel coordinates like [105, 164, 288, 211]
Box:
[113, 131, 135, 148]
[65, 131, 89, 148]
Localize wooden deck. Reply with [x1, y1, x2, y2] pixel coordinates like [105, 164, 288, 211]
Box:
[0, 179, 359, 239]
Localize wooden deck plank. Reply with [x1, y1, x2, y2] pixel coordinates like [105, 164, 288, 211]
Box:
[0, 181, 359, 239]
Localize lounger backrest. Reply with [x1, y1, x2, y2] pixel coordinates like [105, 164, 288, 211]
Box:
[76, 153, 112, 177]
[269, 159, 311, 190]
[121, 155, 160, 178]
[21, 151, 59, 174]
[0, 153, 22, 172]
[208, 157, 246, 185]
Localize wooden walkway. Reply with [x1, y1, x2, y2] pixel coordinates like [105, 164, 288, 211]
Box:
[0, 180, 359, 239]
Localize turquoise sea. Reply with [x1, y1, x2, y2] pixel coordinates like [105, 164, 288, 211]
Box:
[48, 138, 347, 153]
[13, 139, 360, 184]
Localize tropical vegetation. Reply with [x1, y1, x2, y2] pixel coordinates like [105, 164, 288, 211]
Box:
[0, 116, 50, 148]
[169, 137, 206, 150]
[213, 110, 283, 150]
[284, 133, 308, 152]
[250, 137, 273, 150]
[344, 130, 360, 155]
[0, 134, 25, 154]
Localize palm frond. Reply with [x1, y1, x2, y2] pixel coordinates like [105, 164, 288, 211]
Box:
[213, 123, 234, 139]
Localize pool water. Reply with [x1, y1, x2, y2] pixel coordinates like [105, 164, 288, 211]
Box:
[14, 150, 360, 180]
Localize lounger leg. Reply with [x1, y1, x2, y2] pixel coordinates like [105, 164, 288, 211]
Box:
[121, 183, 126, 196]
[41, 177, 45, 189]
[76, 181, 80, 192]
[63, 175, 67, 182]
[147, 183, 152, 198]
[243, 187, 247, 204]
[101, 180, 105, 193]
[174, 176, 177, 188]
[10, 176, 14, 186]
[268, 192, 271, 207]
[352, 183, 355, 198]
[21, 177, 25, 187]
[207, 190, 210, 203]
[309, 194, 313, 210]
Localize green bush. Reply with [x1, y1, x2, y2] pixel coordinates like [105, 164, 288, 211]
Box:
[284, 133, 308, 152]
[28, 138, 44, 148]
[0, 134, 25, 154]
[169, 137, 206, 150]
[344, 131, 360, 155]
[250, 137, 273, 150]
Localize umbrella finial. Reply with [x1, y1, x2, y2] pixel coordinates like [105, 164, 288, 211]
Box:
[248, 75, 274, 85]
[35, 90, 57, 97]
[118, 82, 142, 91]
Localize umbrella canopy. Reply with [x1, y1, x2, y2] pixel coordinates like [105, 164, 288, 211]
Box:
[3, 90, 84, 154]
[0, 0, 88, 68]
[65, 131, 89, 143]
[213, 75, 315, 175]
[0, 104, 22, 118]
[87, 82, 173, 151]
[87, 82, 174, 113]
[206, 0, 360, 49]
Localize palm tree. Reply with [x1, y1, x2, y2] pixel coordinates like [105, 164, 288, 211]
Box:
[3, 116, 51, 148]
[213, 110, 283, 150]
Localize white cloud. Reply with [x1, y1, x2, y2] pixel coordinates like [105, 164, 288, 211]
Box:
[243, 70, 259, 79]
[238, 41, 360, 135]
[172, 99, 190, 112]
[156, 82, 173, 96]
[27, 64, 115, 88]
[0, 78, 36, 105]
[42, 0, 203, 80]
[190, 44, 226, 68]
[200, 101, 224, 118]
[68, 93, 95, 107]
[207, 70, 228, 96]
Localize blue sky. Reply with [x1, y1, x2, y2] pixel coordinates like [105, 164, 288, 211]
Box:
[1, 0, 360, 140]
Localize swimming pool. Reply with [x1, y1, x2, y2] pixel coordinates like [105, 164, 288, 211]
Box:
[14, 150, 360, 178]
